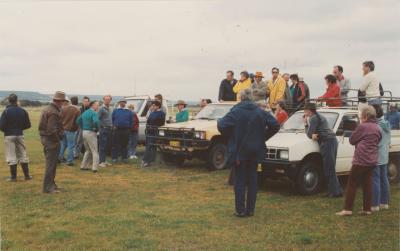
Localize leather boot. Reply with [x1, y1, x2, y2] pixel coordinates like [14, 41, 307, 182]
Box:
[21, 163, 32, 180]
[7, 165, 17, 182]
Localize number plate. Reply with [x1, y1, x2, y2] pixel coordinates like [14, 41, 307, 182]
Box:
[169, 141, 180, 147]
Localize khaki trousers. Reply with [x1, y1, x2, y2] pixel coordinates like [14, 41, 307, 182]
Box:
[4, 135, 29, 165]
[81, 130, 99, 171]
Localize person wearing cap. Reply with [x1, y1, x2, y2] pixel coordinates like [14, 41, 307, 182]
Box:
[251, 72, 268, 102]
[233, 71, 252, 101]
[111, 98, 134, 163]
[76, 101, 100, 172]
[142, 100, 166, 168]
[0, 94, 32, 182]
[386, 103, 400, 129]
[267, 67, 287, 111]
[318, 74, 342, 107]
[98, 95, 113, 167]
[39, 91, 66, 193]
[303, 103, 342, 198]
[175, 100, 189, 123]
[58, 96, 80, 166]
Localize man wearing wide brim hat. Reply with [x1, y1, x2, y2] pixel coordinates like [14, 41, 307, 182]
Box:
[39, 91, 67, 193]
[251, 71, 268, 102]
[175, 100, 189, 123]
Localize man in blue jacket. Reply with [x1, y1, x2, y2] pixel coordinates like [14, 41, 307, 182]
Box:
[0, 94, 32, 182]
[112, 98, 133, 163]
[218, 89, 280, 217]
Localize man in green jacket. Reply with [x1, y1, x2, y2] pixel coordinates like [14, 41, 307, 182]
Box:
[76, 101, 100, 172]
[175, 100, 189, 123]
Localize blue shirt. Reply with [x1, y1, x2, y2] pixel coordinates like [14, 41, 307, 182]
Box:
[112, 108, 133, 129]
[76, 108, 100, 131]
[386, 111, 400, 129]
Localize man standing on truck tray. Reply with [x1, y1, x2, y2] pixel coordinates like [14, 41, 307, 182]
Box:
[333, 65, 351, 105]
[359, 61, 381, 105]
[112, 98, 133, 164]
[218, 70, 237, 102]
[303, 103, 342, 198]
[233, 71, 252, 101]
[290, 74, 306, 110]
[267, 67, 286, 112]
[282, 73, 292, 106]
[74, 96, 90, 158]
[174, 100, 189, 123]
[251, 72, 268, 102]
[142, 100, 166, 168]
[98, 95, 113, 168]
[39, 91, 66, 193]
[0, 94, 32, 182]
[218, 89, 280, 217]
[318, 74, 342, 107]
[58, 96, 80, 166]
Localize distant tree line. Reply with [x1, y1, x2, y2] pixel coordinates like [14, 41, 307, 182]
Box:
[0, 97, 47, 107]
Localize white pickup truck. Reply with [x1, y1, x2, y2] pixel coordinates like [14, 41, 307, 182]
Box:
[261, 107, 400, 195]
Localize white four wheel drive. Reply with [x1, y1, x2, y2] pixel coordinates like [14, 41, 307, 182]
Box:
[262, 107, 400, 195]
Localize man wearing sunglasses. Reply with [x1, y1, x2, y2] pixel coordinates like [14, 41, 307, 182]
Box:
[267, 67, 287, 112]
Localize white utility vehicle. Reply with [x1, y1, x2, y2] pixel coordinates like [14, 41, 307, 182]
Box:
[262, 105, 400, 195]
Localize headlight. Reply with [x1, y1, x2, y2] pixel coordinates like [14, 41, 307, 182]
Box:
[194, 131, 206, 139]
[159, 130, 165, 136]
[279, 150, 289, 160]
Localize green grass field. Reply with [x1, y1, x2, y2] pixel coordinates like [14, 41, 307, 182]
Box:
[0, 108, 399, 250]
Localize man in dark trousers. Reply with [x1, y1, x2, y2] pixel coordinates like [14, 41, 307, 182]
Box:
[112, 98, 133, 163]
[303, 103, 342, 197]
[142, 100, 166, 168]
[0, 94, 32, 182]
[218, 70, 237, 102]
[39, 91, 66, 193]
[218, 89, 280, 217]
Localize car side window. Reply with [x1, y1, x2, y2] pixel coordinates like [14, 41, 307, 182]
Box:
[141, 101, 153, 117]
[337, 113, 359, 136]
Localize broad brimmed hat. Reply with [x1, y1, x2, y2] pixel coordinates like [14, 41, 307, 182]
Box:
[118, 98, 127, 103]
[174, 100, 187, 107]
[53, 91, 68, 101]
[254, 72, 264, 78]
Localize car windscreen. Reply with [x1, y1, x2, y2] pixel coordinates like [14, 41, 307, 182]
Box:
[281, 112, 339, 131]
[125, 99, 145, 113]
[195, 104, 233, 120]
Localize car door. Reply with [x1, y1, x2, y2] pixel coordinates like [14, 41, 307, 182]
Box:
[335, 113, 359, 173]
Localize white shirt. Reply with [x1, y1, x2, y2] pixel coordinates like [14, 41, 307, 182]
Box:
[360, 71, 380, 98]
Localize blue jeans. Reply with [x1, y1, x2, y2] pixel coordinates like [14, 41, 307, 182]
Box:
[320, 138, 342, 196]
[372, 164, 390, 206]
[234, 160, 258, 215]
[99, 128, 112, 163]
[128, 132, 138, 156]
[59, 130, 77, 164]
[368, 98, 381, 105]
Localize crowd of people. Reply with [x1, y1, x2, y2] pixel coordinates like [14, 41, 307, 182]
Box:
[0, 60, 399, 219]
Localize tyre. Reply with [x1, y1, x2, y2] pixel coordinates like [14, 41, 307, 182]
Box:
[388, 155, 400, 184]
[162, 152, 185, 166]
[207, 143, 228, 171]
[295, 160, 323, 195]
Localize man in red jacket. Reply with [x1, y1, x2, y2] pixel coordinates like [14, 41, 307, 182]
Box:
[319, 74, 342, 107]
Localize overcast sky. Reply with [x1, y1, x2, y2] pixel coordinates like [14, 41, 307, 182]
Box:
[0, 0, 399, 101]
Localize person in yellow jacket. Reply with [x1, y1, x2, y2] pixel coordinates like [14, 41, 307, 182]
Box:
[233, 71, 252, 101]
[267, 67, 287, 110]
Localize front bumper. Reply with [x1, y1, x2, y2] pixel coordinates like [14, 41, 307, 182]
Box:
[261, 159, 301, 179]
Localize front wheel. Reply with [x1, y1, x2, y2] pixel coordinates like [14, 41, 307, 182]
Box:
[295, 160, 323, 195]
[207, 143, 228, 171]
[388, 155, 400, 184]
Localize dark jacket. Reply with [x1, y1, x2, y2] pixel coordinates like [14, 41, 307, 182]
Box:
[217, 101, 280, 163]
[38, 103, 64, 143]
[147, 110, 165, 127]
[350, 119, 381, 167]
[292, 83, 306, 108]
[0, 104, 31, 136]
[218, 79, 238, 101]
[305, 112, 336, 142]
[112, 108, 133, 129]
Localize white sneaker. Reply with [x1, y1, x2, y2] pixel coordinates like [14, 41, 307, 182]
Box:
[380, 204, 389, 210]
[371, 206, 380, 212]
[105, 161, 112, 166]
[99, 163, 107, 168]
[131, 155, 138, 159]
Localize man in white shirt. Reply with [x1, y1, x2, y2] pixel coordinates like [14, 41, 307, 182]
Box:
[359, 61, 381, 105]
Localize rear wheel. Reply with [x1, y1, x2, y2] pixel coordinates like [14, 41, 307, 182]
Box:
[162, 152, 185, 166]
[295, 160, 323, 195]
[388, 155, 400, 184]
[207, 143, 228, 171]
